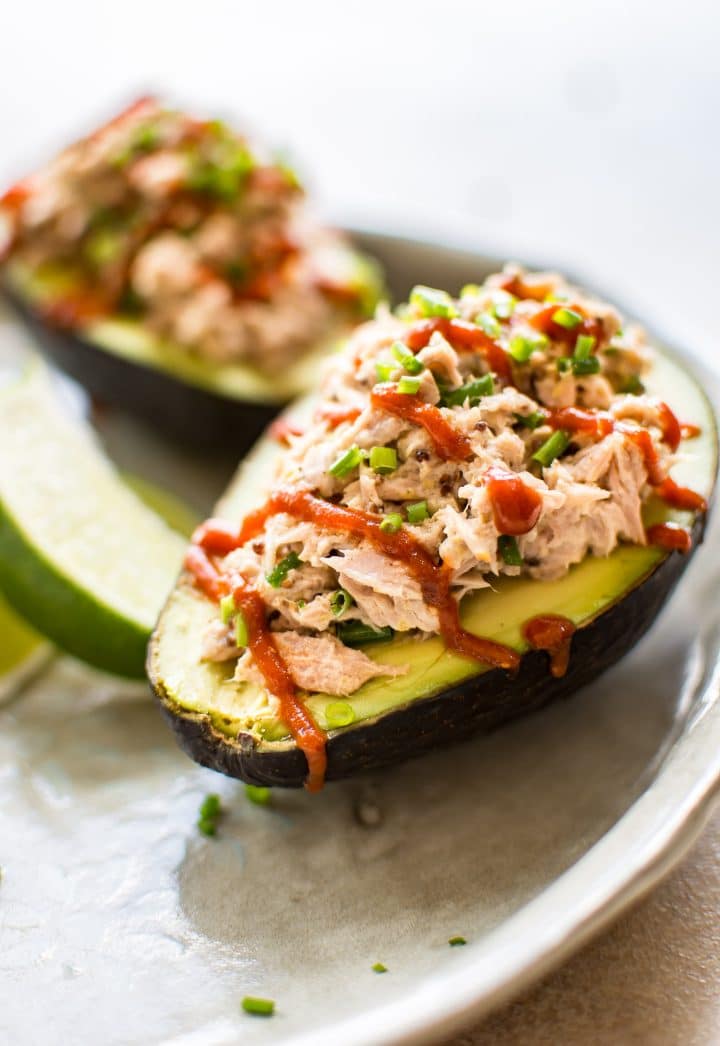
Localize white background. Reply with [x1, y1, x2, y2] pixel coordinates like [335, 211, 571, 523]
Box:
[2, 0, 718, 351]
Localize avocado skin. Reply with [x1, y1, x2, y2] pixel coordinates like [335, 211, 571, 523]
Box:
[151, 511, 706, 788]
[6, 293, 275, 454]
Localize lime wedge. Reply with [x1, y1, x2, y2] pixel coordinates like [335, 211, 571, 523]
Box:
[0, 361, 187, 677]
[0, 590, 52, 704]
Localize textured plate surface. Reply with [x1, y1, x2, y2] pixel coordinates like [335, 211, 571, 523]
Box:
[1, 235, 719, 1046]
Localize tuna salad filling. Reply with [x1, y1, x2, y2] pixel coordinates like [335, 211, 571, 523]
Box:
[0, 97, 381, 370]
[184, 266, 706, 789]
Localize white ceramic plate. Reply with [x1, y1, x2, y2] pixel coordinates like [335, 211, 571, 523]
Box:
[1, 234, 719, 1046]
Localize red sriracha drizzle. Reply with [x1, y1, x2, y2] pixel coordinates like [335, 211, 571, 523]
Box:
[645, 522, 692, 554]
[404, 318, 512, 382]
[185, 489, 522, 789]
[484, 466, 542, 536]
[523, 615, 576, 678]
[370, 385, 472, 461]
[183, 317, 706, 786]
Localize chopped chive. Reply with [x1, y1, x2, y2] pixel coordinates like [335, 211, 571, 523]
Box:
[410, 285, 459, 319]
[514, 410, 547, 430]
[557, 357, 573, 373]
[509, 333, 547, 363]
[441, 373, 494, 407]
[296, 599, 306, 610]
[330, 588, 354, 617]
[235, 611, 249, 648]
[371, 962, 388, 973]
[329, 445, 366, 478]
[134, 124, 159, 152]
[572, 357, 601, 376]
[406, 500, 430, 524]
[621, 375, 645, 394]
[460, 283, 481, 298]
[337, 621, 394, 647]
[498, 535, 522, 566]
[199, 794, 221, 819]
[369, 446, 398, 474]
[573, 334, 596, 360]
[326, 701, 356, 728]
[476, 311, 501, 338]
[491, 290, 517, 319]
[375, 360, 396, 383]
[220, 593, 236, 624]
[241, 996, 275, 1017]
[198, 793, 222, 837]
[245, 784, 271, 805]
[397, 375, 422, 395]
[448, 936, 467, 947]
[379, 512, 403, 534]
[391, 340, 424, 375]
[532, 429, 570, 467]
[552, 307, 583, 330]
[266, 550, 304, 588]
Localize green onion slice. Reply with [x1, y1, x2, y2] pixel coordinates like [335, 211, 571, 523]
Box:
[337, 621, 394, 647]
[372, 962, 388, 973]
[552, 307, 583, 330]
[514, 410, 547, 430]
[330, 588, 355, 617]
[220, 593, 236, 624]
[498, 535, 522, 566]
[369, 446, 398, 474]
[199, 793, 221, 820]
[406, 500, 430, 524]
[509, 333, 547, 363]
[448, 936, 467, 947]
[532, 430, 570, 467]
[245, 784, 271, 805]
[391, 341, 423, 375]
[329, 445, 366, 478]
[379, 512, 403, 534]
[441, 373, 494, 407]
[572, 357, 601, 376]
[573, 334, 596, 360]
[375, 360, 396, 383]
[460, 283, 481, 298]
[410, 285, 459, 319]
[241, 996, 275, 1017]
[397, 375, 422, 395]
[266, 550, 304, 587]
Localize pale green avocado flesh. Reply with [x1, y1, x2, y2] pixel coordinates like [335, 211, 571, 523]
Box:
[152, 346, 717, 744]
[6, 260, 372, 405]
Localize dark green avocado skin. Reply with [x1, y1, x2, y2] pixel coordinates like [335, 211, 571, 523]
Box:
[152, 512, 707, 788]
[6, 293, 276, 453]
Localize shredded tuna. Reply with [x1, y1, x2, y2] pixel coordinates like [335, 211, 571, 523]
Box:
[1, 98, 381, 370]
[195, 268, 692, 699]
[234, 631, 407, 696]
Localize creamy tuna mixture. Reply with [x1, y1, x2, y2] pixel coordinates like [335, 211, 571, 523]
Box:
[0, 97, 380, 370]
[193, 267, 688, 700]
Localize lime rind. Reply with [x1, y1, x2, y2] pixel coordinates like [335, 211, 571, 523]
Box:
[0, 361, 186, 677]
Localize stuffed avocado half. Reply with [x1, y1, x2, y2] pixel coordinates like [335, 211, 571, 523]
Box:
[0, 97, 382, 448]
[148, 267, 717, 789]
